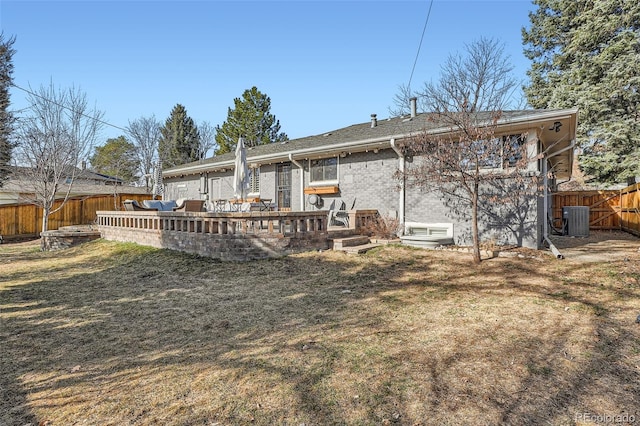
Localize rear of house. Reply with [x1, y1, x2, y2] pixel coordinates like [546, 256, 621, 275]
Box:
[163, 107, 578, 249]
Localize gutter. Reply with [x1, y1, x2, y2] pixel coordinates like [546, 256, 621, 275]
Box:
[390, 138, 405, 230]
[542, 140, 576, 259]
[165, 137, 394, 178]
[288, 153, 305, 211]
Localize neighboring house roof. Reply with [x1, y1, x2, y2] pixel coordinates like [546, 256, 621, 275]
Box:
[164, 108, 578, 180]
[1, 180, 148, 195]
[0, 166, 147, 205]
[8, 165, 125, 185]
[0, 180, 149, 205]
[76, 169, 125, 185]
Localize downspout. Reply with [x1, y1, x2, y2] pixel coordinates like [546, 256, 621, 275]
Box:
[390, 138, 405, 231]
[542, 140, 576, 259]
[289, 153, 305, 211]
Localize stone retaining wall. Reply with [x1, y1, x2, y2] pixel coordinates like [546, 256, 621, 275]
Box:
[99, 226, 330, 261]
[41, 225, 102, 251]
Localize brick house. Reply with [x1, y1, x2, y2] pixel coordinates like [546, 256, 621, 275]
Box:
[162, 105, 578, 249]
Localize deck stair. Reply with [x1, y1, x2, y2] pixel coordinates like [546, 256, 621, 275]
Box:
[332, 235, 381, 254]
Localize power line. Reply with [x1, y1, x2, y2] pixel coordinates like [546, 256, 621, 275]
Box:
[407, 0, 435, 91]
[10, 82, 128, 133]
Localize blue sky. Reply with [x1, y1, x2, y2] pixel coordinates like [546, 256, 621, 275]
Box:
[1, 0, 536, 145]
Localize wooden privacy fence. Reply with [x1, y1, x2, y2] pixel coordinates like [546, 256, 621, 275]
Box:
[0, 193, 151, 240]
[621, 183, 640, 237]
[553, 183, 640, 236]
[552, 190, 621, 230]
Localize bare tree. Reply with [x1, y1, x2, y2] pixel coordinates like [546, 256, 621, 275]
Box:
[400, 38, 536, 263]
[197, 121, 217, 160]
[14, 83, 103, 235]
[126, 115, 160, 190]
[419, 37, 520, 114]
[388, 83, 415, 117]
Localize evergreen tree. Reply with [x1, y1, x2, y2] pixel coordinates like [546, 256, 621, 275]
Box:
[522, 0, 640, 185]
[90, 136, 139, 183]
[215, 86, 288, 155]
[158, 104, 200, 167]
[0, 33, 16, 187]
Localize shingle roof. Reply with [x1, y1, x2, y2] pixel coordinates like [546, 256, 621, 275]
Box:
[8, 165, 124, 184]
[164, 109, 571, 177]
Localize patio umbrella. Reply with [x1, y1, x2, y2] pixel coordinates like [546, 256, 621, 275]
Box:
[152, 160, 164, 200]
[233, 137, 249, 200]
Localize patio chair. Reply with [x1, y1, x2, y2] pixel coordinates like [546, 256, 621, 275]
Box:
[173, 199, 205, 212]
[333, 200, 350, 227]
[123, 200, 158, 211]
[328, 199, 348, 227]
[143, 199, 177, 211]
[207, 199, 229, 212]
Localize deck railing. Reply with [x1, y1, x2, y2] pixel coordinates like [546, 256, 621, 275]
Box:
[97, 210, 333, 236]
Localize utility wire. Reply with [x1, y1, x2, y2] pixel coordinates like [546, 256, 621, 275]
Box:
[11, 82, 128, 133]
[407, 0, 434, 91]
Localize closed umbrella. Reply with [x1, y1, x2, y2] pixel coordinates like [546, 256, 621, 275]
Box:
[152, 160, 164, 200]
[233, 137, 249, 201]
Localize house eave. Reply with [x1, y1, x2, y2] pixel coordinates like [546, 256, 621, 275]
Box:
[163, 137, 402, 178]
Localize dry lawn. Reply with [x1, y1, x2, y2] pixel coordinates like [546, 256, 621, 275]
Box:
[1, 238, 640, 425]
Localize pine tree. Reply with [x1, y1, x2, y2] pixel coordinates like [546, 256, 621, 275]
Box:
[158, 104, 200, 168]
[0, 33, 16, 187]
[522, 0, 640, 185]
[215, 86, 288, 155]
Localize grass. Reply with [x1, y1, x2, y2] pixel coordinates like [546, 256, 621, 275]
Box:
[1, 239, 639, 425]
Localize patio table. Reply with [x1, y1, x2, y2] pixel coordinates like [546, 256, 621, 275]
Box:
[258, 198, 274, 211]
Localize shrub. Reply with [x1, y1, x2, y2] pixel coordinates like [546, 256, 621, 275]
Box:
[363, 214, 402, 239]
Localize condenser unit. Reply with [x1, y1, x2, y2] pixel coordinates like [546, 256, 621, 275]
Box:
[562, 206, 589, 237]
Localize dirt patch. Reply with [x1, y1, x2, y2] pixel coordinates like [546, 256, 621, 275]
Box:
[548, 230, 640, 263]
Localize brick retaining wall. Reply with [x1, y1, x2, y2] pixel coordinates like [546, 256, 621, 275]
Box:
[99, 225, 330, 261]
[96, 210, 378, 261]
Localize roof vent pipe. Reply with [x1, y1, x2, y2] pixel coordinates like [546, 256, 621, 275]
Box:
[410, 97, 417, 118]
[371, 114, 377, 128]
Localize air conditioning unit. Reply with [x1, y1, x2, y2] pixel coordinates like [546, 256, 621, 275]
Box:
[562, 206, 589, 237]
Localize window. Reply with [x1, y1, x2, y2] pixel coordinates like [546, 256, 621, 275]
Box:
[310, 157, 338, 183]
[463, 135, 526, 170]
[248, 167, 260, 194]
[503, 135, 526, 167]
[469, 137, 502, 169]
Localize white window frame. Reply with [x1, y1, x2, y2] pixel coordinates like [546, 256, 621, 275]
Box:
[462, 134, 527, 171]
[309, 157, 339, 185]
[247, 166, 260, 196]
